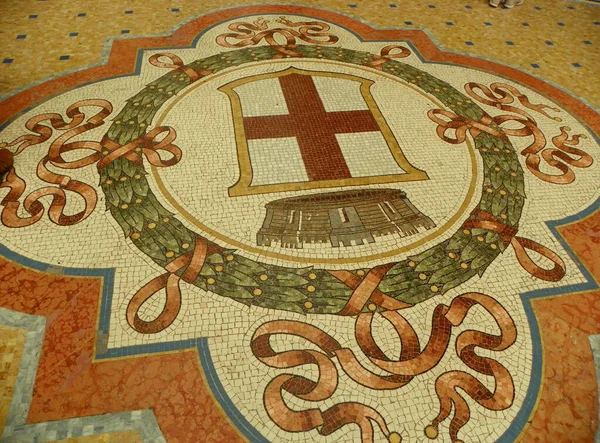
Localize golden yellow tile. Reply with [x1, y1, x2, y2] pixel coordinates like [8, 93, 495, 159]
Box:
[50, 430, 143, 443]
[0, 325, 27, 434]
[1, 0, 598, 104]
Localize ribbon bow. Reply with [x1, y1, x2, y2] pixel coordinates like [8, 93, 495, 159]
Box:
[463, 209, 565, 281]
[97, 126, 182, 171]
[365, 45, 411, 71]
[126, 237, 208, 334]
[149, 53, 211, 81]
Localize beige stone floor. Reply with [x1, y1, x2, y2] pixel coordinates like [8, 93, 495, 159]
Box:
[1, 0, 599, 106]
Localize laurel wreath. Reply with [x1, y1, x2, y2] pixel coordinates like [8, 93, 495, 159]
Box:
[100, 44, 524, 314]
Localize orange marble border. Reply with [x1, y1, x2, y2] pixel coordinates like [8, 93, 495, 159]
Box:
[0, 257, 242, 442]
[523, 210, 600, 442]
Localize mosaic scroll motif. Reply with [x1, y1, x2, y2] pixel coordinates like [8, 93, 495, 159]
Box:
[0, 100, 183, 229]
[252, 291, 517, 443]
[0, 100, 111, 227]
[428, 82, 594, 185]
[216, 16, 339, 55]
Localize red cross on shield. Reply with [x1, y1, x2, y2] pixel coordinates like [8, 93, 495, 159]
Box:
[220, 67, 428, 196]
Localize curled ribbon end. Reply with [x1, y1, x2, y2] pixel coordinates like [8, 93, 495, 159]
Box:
[126, 273, 182, 334]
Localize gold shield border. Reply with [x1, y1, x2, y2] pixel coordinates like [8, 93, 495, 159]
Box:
[219, 67, 429, 197]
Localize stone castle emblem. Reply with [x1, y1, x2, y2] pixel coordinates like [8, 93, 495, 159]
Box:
[220, 67, 435, 248]
[257, 188, 435, 249]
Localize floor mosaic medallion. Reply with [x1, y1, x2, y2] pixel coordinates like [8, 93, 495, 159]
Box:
[1, 5, 599, 443]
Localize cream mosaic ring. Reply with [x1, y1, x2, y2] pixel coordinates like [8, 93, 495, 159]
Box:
[100, 44, 530, 325]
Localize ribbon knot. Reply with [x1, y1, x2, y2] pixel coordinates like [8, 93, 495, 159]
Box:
[463, 209, 565, 281]
[149, 53, 211, 81]
[126, 237, 208, 334]
[427, 109, 505, 144]
[328, 264, 411, 315]
[365, 45, 411, 70]
[97, 126, 182, 171]
[270, 44, 304, 59]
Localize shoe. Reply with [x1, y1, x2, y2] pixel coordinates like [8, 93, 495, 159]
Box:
[504, 0, 524, 8]
[0, 148, 14, 178]
[489, 0, 503, 7]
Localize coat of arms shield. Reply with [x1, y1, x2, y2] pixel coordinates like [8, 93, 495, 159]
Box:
[219, 67, 429, 197]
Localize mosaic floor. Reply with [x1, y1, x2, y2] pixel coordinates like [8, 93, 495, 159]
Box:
[1, 1, 599, 443]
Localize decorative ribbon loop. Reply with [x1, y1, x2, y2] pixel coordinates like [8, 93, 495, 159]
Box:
[427, 293, 516, 442]
[149, 52, 208, 81]
[524, 125, 593, 184]
[251, 320, 398, 443]
[252, 292, 517, 443]
[428, 108, 592, 185]
[97, 126, 182, 171]
[126, 273, 182, 334]
[239, 28, 303, 58]
[126, 237, 207, 334]
[0, 99, 114, 227]
[5, 99, 112, 155]
[365, 45, 411, 71]
[275, 17, 338, 45]
[328, 263, 410, 315]
[216, 17, 338, 49]
[433, 82, 594, 185]
[0, 97, 185, 229]
[463, 209, 566, 281]
[216, 18, 270, 47]
[510, 236, 566, 281]
[0, 168, 97, 228]
[465, 82, 560, 122]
